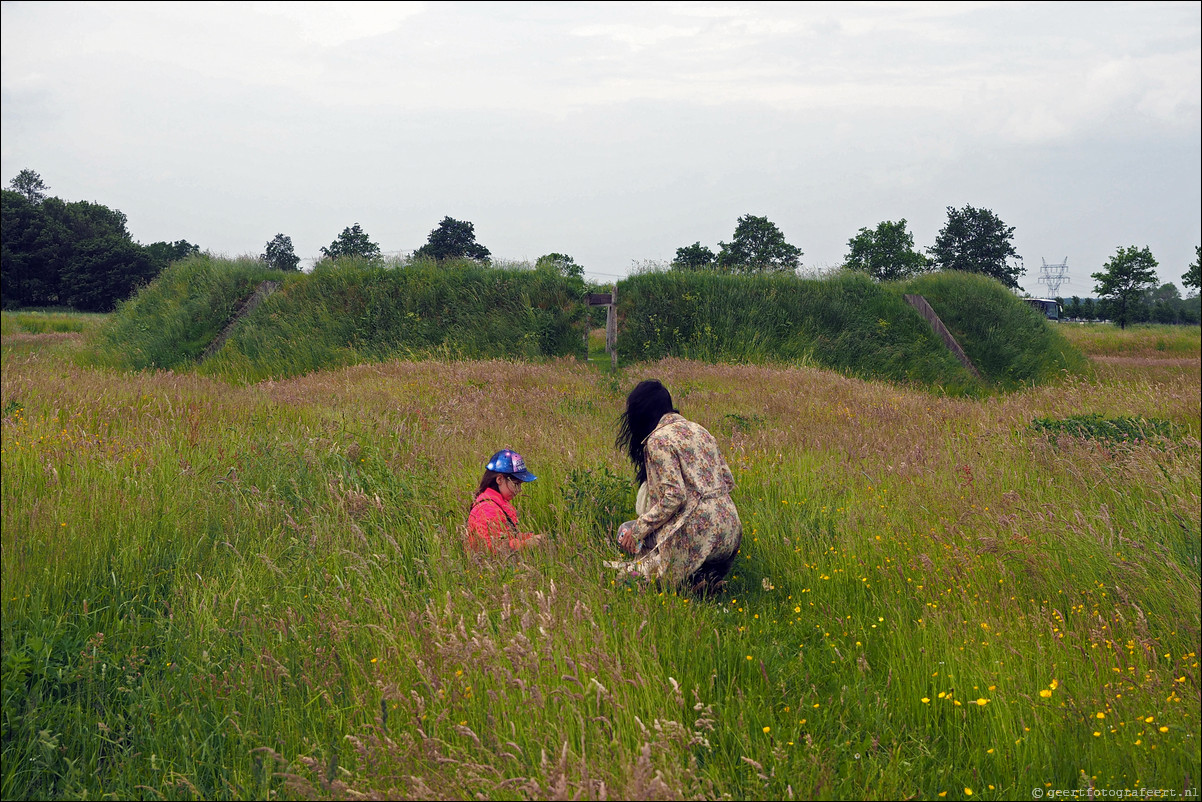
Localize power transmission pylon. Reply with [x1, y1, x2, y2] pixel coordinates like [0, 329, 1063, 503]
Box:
[1038, 257, 1069, 297]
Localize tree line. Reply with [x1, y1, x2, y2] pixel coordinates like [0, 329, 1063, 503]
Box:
[1, 170, 199, 311]
[669, 209, 1200, 328]
[1058, 282, 1200, 326]
[262, 217, 584, 279]
[4, 168, 1199, 327]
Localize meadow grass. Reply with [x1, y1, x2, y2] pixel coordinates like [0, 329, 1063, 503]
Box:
[1058, 324, 1201, 358]
[1, 310, 107, 336]
[1, 325, 1198, 800]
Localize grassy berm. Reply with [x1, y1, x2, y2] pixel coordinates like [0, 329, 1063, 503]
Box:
[616, 269, 1089, 393]
[91, 256, 588, 383]
[89, 257, 1087, 393]
[2, 310, 1198, 800]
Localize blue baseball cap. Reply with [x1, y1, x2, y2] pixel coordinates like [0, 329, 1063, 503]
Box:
[486, 449, 537, 482]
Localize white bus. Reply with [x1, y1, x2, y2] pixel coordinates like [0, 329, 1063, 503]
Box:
[1023, 298, 1062, 320]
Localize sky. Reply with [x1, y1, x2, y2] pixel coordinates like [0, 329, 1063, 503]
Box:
[2, 1, 1199, 293]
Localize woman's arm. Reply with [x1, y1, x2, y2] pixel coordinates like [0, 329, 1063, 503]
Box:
[630, 436, 685, 543]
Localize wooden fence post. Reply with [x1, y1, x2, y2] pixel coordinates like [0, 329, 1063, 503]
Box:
[586, 286, 618, 369]
[605, 284, 617, 370]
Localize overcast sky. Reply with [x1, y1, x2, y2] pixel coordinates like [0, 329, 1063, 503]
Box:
[3, 1, 1199, 292]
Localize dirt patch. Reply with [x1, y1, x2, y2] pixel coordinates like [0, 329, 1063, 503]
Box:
[1091, 355, 1201, 366]
[1, 332, 82, 345]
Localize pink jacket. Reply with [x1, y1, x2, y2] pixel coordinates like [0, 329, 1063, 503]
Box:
[467, 487, 537, 553]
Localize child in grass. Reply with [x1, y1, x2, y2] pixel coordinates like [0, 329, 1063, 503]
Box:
[466, 449, 545, 553]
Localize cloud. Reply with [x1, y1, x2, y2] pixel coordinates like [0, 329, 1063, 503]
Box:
[251, 0, 424, 47]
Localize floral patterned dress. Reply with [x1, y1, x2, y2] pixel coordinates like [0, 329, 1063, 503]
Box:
[625, 413, 742, 586]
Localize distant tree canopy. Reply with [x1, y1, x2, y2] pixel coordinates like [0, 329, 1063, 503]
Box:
[672, 215, 801, 275]
[671, 242, 716, 271]
[10, 169, 49, 204]
[1, 172, 195, 311]
[1062, 288, 1199, 326]
[929, 205, 1024, 290]
[535, 252, 584, 279]
[844, 218, 931, 282]
[413, 216, 491, 263]
[1185, 245, 1201, 296]
[144, 240, 200, 271]
[321, 223, 381, 262]
[717, 214, 802, 274]
[1092, 245, 1160, 329]
[261, 233, 301, 272]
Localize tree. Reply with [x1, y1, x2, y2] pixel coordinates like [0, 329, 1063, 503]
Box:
[1151, 282, 1180, 303]
[1092, 245, 1159, 329]
[2, 187, 179, 311]
[321, 223, 381, 261]
[60, 236, 158, 312]
[671, 242, 716, 271]
[413, 216, 490, 263]
[535, 252, 583, 279]
[2, 189, 62, 306]
[716, 214, 802, 274]
[844, 218, 931, 281]
[9, 169, 49, 204]
[144, 240, 200, 271]
[1185, 245, 1201, 296]
[929, 205, 1024, 289]
[261, 234, 300, 272]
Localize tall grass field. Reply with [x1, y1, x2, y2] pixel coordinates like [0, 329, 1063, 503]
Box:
[2, 312, 1198, 800]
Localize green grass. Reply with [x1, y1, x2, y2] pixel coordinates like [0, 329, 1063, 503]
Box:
[2, 326, 1197, 800]
[1, 310, 107, 335]
[1059, 323, 1202, 358]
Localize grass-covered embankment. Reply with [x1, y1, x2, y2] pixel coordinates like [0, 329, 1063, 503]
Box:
[89, 256, 289, 371]
[91, 256, 587, 383]
[616, 270, 1088, 393]
[905, 272, 1091, 389]
[2, 326, 1197, 800]
[91, 258, 1087, 393]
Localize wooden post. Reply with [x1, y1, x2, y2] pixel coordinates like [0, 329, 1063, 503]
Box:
[586, 287, 617, 369]
[605, 284, 617, 370]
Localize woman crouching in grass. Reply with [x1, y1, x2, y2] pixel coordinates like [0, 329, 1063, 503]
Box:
[466, 449, 546, 554]
[615, 380, 742, 595]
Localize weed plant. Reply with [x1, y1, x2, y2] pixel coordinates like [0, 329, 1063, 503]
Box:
[2, 327, 1197, 800]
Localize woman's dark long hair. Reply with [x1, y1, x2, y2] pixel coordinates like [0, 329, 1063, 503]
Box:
[615, 380, 677, 484]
